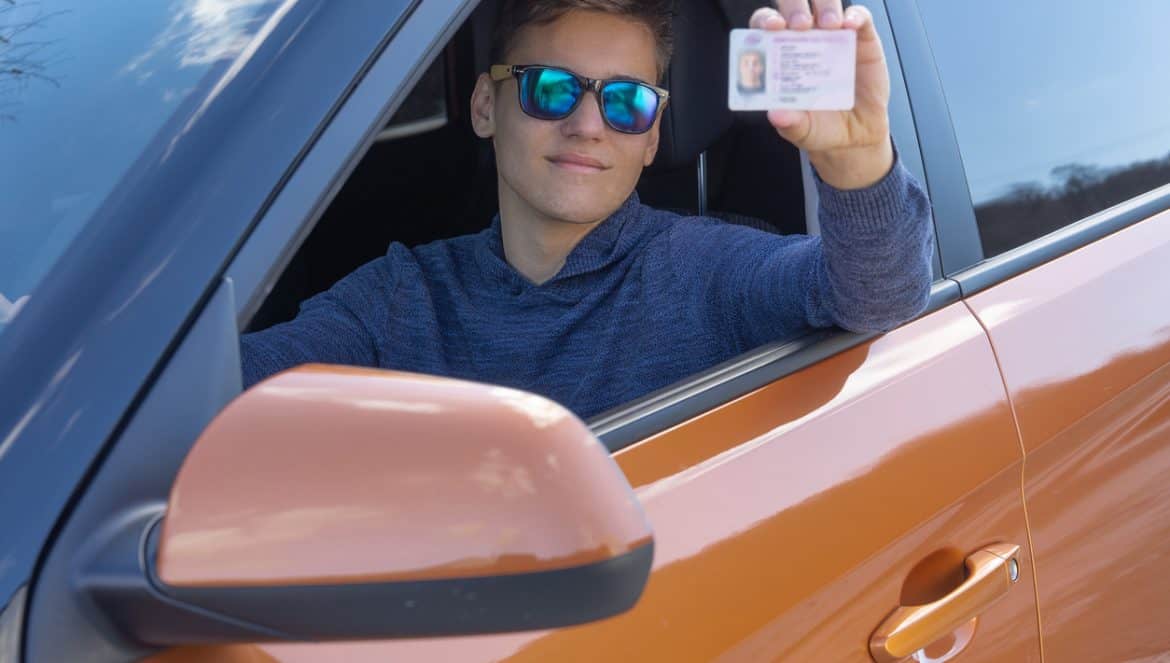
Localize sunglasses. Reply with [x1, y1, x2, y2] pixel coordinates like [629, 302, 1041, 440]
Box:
[490, 64, 669, 135]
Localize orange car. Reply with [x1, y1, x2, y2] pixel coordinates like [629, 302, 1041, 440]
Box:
[4, 0, 1168, 662]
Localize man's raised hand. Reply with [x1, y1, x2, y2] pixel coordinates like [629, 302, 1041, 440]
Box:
[748, 0, 894, 189]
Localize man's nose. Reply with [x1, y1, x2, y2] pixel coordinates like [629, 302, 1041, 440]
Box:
[560, 91, 607, 139]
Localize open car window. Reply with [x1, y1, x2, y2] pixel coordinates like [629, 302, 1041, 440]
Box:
[377, 55, 449, 141]
[237, 0, 934, 440]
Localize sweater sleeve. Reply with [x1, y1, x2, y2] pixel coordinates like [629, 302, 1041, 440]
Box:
[670, 151, 934, 351]
[805, 152, 934, 331]
[239, 256, 396, 388]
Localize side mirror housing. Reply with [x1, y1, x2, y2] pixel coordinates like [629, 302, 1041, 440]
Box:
[84, 366, 653, 645]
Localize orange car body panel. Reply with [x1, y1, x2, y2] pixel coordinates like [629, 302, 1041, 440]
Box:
[161, 302, 1041, 661]
[157, 365, 651, 588]
[966, 208, 1170, 662]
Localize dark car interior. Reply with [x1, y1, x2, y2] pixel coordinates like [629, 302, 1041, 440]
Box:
[247, 0, 810, 332]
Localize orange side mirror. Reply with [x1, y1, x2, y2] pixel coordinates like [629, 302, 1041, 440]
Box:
[88, 366, 653, 645]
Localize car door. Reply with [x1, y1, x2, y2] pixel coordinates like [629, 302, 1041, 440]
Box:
[968, 203, 1170, 663]
[228, 295, 1038, 663]
[914, 2, 1170, 660]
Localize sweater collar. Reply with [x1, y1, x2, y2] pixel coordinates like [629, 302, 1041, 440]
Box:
[477, 192, 646, 292]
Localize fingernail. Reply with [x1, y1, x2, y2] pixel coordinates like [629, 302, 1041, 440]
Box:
[820, 10, 839, 26]
[793, 11, 813, 27]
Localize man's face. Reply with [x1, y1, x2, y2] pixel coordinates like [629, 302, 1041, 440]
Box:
[739, 51, 763, 88]
[471, 10, 662, 225]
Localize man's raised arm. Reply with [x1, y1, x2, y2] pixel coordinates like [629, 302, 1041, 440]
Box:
[666, 1, 932, 350]
[749, 1, 895, 190]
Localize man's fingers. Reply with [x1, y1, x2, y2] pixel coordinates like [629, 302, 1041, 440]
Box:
[749, 6, 786, 30]
[767, 109, 812, 147]
[810, 0, 844, 28]
[843, 4, 878, 42]
[776, 0, 814, 29]
[757, 1, 847, 30]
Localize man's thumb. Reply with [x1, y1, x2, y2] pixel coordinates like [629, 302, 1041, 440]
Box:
[767, 109, 811, 147]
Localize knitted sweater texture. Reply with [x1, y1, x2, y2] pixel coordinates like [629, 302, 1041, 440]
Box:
[242, 158, 934, 419]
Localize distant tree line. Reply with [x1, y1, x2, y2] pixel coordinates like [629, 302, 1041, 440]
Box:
[976, 151, 1170, 256]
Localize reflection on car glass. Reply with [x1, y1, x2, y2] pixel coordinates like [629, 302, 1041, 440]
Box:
[974, 156, 1170, 256]
[918, 0, 1170, 257]
[121, 0, 283, 82]
[0, 0, 284, 325]
[0, 292, 29, 324]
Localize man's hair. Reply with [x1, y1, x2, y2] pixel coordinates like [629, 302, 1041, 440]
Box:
[490, 0, 675, 81]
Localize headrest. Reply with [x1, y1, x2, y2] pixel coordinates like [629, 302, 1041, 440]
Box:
[470, 0, 501, 77]
[648, 0, 735, 172]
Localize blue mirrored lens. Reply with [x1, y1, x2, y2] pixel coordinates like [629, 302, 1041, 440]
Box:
[601, 81, 658, 133]
[520, 68, 581, 119]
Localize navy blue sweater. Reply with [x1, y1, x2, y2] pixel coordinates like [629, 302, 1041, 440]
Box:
[242, 157, 933, 418]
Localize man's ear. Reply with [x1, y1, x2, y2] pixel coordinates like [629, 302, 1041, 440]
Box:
[470, 73, 496, 138]
[642, 121, 661, 167]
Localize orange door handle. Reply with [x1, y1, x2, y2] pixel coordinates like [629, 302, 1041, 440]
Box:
[869, 543, 1022, 663]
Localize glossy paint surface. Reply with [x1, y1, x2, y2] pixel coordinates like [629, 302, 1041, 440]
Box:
[869, 543, 1020, 662]
[157, 303, 1039, 661]
[159, 366, 650, 587]
[967, 208, 1170, 661]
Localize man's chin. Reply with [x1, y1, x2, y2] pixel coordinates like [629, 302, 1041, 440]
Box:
[534, 192, 626, 226]
[541, 201, 622, 225]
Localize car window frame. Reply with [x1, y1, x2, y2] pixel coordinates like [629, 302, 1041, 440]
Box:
[226, 0, 481, 328]
[894, 0, 1170, 297]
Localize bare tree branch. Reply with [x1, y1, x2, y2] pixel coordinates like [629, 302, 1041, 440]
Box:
[0, 0, 66, 122]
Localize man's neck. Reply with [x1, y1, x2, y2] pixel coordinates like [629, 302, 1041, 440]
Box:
[498, 201, 603, 285]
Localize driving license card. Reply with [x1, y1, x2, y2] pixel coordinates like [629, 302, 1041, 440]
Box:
[728, 29, 855, 111]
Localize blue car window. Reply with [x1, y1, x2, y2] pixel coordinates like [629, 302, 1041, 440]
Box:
[919, 0, 1170, 258]
[0, 0, 285, 333]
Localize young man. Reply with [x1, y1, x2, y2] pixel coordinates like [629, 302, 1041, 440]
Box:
[241, 0, 934, 419]
[737, 49, 765, 94]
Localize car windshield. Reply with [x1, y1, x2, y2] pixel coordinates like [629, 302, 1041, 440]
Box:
[0, 0, 287, 334]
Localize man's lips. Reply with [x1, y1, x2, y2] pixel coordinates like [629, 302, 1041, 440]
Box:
[546, 153, 609, 173]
